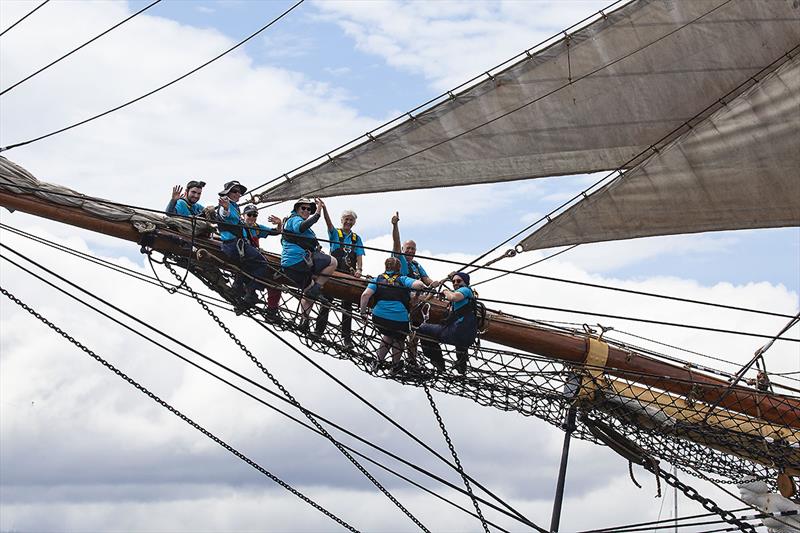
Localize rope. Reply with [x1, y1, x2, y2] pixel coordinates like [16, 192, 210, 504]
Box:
[0, 0, 49, 37]
[0, 0, 162, 95]
[163, 262, 432, 533]
[0, 285, 359, 532]
[0, 0, 305, 152]
[422, 384, 490, 533]
[0, 250, 524, 530]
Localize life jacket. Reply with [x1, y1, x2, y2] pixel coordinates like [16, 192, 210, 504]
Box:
[281, 215, 319, 252]
[331, 228, 358, 272]
[373, 273, 410, 310]
[445, 288, 484, 329]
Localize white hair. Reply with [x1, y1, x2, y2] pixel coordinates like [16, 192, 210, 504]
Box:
[341, 209, 357, 220]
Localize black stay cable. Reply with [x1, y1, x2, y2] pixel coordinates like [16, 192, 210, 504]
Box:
[0, 0, 304, 153]
[1, 0, 163, 96]
[578, 507, 749, 533]
[0, 250, 519, 531]
[0, 0, 49, 37]
[0, 194, 794, 322]
[247, 308, 545, 531]
[422, 384, 490, 533]
[162, 264, 431, 532]
[0, 285, 359, 532]
[0, 250, 528, 530]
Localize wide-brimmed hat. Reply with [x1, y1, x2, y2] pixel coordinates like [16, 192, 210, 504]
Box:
[293, 197, 316, 214]
[218, 180, 247, 196]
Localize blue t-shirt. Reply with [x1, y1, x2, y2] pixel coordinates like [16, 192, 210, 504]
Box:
[216, 201, 241, 241]
[451, 287, 474, 321]
[392, 253, 427, 279]
[281, 213, 317, 267]
[328, 228, 365, 256]
[368, 273, 416, 322]
[165, 198, 204, 216]
[243, 223, 278, 246]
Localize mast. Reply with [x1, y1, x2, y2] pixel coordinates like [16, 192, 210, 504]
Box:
[1, 186, 798, 431]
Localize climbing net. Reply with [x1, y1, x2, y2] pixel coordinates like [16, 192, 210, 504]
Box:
[176, 255, 798, 490]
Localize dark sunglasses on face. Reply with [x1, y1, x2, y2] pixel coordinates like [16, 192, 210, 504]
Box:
[453, 278, 463, 285]
[298, 206, 312, 212]
[245, 213, 258, 218]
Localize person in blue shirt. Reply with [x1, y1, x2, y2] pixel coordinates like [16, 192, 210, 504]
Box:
[390, 211, 435, 286]
[165, 180, 206, 216]
[281, 197, 338, 331]
[216, 180, 270, 314]
[240, 204, 283, 321]
[321, 206, 365, 346]
[359, 257, 427, 374]
[417, 271, 479, 374]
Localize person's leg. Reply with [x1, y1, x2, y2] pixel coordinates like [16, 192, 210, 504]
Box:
[417, 323, 445, 372]
[341, 301, 353, 344]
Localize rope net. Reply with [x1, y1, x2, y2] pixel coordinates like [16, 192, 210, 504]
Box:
[176, 255, 799, 490]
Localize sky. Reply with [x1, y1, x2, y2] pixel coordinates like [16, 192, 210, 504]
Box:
[0, 0, 798, 532]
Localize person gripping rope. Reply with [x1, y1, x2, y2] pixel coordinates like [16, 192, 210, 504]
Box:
[417, 271, 479, 374]
[321, 206, 365, 346]
[166, 180, 206, 216]
[281, 197, 338, 332]
[216, 181, 270, 314]
[360, 257, 427, 375]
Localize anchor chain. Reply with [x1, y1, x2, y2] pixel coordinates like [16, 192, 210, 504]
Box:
[0, 286, 358, 533]
[422, 384, 490, 533]
[162, 261, 431, 533]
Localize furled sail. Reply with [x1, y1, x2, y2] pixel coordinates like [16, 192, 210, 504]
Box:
[518, 53, 800, 251]
[260, 0, 800, 202]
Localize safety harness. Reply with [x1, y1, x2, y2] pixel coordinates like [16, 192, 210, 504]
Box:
[332, 228, 358, 272]
[373, 273, 410, 310]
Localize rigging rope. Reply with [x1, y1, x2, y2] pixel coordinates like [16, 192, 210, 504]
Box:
[0, 285, 359, 532]
[0, 250, 524, 530]
[162, 261, 432, 533]
[0, 0, 163, 96]
[422, 384, 490, 533]
[0, 0, 49, 38]
[0, 0, 304, 153]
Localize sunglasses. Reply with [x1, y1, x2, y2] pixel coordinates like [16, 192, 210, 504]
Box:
[298, 205, 313, 212]
[245, 213, 258, 218]
[452, 278, 464, 285]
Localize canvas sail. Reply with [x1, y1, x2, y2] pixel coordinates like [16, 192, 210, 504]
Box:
[260, 0, 800, 202]
[518, 53, 800, 251]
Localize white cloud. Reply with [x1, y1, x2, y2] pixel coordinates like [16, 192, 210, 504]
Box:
[1, 1, 797, 532]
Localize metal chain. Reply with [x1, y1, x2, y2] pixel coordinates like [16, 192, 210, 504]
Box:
[162, 262, 431, 533]
[643, 463, 758, 533]
[422, 384, 490, 533]
[0, 286, 358, 532]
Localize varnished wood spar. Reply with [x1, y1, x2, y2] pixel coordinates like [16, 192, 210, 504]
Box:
[2, 188, 798, 429]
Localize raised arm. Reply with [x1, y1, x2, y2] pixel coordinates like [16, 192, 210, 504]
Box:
[322, 200, 334, 232]
[391, 211, 401, 253]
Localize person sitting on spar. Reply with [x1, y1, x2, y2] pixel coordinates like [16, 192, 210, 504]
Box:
[281, 197, 338, 332]
[240, 204, 283, 322]
[321, 205, 365, 346]
[390, 211, 435, 286]
[166, 180, 206, 216]
[216, 181, 271, 314]
[417, 271, 479, 375]
[359, 256, 427, 375]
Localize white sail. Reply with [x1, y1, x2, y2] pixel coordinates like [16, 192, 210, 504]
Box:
[260, 0, 800, 201]
[518, 53, 800, 251]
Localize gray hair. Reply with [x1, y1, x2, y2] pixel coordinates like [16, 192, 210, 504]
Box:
[341, 210, 357, 220]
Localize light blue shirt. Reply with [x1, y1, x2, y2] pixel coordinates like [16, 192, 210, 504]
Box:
[281, 213, 317, 267]
[368, 273, 415, 322]
[216, 201, 241, 242]
[166, 198, 203, 216]
[452, 286, 474, 313]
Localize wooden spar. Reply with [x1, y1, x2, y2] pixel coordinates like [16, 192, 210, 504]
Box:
[1, 188, 798, 430]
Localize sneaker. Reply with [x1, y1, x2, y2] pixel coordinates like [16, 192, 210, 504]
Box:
[388, 361, 404, 376]
[264, 307, 280, 323]
[369, 359, 380, 373]
[298, 317, 310, 334]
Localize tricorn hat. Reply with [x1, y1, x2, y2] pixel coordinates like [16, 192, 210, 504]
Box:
[218, 180, 247, 196]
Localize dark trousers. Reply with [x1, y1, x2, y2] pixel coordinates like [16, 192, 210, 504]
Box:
[314, 300, 352, 339]
[417, 319, 476, 372]
[222, 239, 269, 293]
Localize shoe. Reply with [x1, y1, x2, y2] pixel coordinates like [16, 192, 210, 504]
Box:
[298, 317, 310, 334]
[369, 359, 380, 373]
[234, 291, 259, 315]
[388, 361, 404, 376]
[454, 361, 467, 375]
[264, 307, 280, 324]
